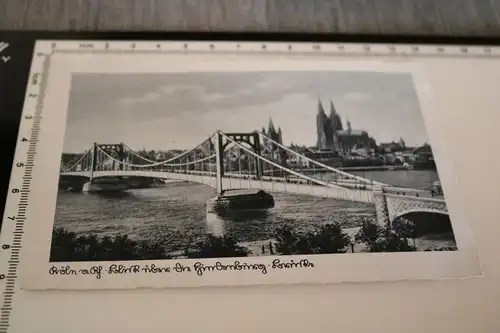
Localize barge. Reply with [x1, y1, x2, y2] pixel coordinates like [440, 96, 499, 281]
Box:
[206, 189, 275, 215]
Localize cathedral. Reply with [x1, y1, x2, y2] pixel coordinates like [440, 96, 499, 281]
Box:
[261, 118, 284, 159]
[261, 118, 283, 146]
[316, 100, 376, 154]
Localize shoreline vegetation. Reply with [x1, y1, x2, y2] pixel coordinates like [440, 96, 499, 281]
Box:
[50, 218, 457, 262]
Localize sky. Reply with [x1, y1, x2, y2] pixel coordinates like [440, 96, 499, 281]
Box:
[63, 71, 430, 153]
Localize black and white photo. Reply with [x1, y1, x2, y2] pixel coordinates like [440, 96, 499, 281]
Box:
[51, 70, 457, 262]
[18, 45, 481, 289]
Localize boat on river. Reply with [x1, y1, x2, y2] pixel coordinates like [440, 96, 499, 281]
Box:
[206, 189, 275, 215]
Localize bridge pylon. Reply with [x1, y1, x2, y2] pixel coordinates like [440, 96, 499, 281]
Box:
[90, 142, 98, 181]
[221, 131, 263, 181]
[214, 131, 224, 195]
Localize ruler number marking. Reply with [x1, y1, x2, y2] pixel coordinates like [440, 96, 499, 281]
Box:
[78, 43, 94, 49]
[2, 41, 45, 328]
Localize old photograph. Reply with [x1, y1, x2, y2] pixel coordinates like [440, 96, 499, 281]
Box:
[51, 70, 457, 263]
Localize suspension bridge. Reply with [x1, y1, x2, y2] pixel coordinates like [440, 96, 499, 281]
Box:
[59, 131, 448, 224]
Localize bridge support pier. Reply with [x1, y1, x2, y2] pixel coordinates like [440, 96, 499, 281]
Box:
[373, 186, 390, 226]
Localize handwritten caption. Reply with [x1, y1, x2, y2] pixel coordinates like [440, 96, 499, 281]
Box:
[48, 259, 315, 280]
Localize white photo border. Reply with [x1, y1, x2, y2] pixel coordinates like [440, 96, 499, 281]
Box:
[18, 41, 482, 290]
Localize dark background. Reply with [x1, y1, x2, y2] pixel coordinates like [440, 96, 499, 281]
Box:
[2, 0, 500, 36]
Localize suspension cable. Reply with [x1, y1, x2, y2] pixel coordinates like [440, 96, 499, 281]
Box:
[220, 132, 337, 188]
[256, 131, 386, 186]
[96, 145, 216, 168]
[63, 149, 91, 171]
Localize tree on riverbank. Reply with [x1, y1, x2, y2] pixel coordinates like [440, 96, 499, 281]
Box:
[354, 219, 417, 252]
[51, 219, 422, 262]
[50, 228, 173, 261]
[187, 234, 249, 258]
[51, 228, 250, 261]
[273, 223, 351, 255]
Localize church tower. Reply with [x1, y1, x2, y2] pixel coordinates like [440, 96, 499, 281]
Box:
[329, 100, 342, 153]
[316, 100, 329, 150]
[329, 100, 343, 131]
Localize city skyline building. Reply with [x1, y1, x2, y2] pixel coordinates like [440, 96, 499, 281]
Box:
[316, 99, 376, 154]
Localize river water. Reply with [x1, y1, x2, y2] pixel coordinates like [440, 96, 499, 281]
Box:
[54, 170, 444, 253]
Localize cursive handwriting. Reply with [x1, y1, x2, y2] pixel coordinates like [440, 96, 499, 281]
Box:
[48, 258, 315, 279]
[271, 258, 315, 269]
[193, 261, 267, 276]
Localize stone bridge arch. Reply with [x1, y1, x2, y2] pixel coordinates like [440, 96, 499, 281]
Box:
[392, 209, 449, 222]
[373, 187, 448, 225]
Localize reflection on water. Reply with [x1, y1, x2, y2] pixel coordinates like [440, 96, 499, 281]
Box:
[206, 213, 224, 236]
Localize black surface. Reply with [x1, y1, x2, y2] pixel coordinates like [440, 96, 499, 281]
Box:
[1, 31, 500, 229]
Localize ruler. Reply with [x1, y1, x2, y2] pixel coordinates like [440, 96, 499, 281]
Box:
[1, 37, 499, 331]
[17, 40, 500, 56]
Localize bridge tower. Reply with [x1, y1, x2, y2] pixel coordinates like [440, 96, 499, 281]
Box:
[221, 132, 263, 178]
[215, 131, 264, 195]
[98, 143, 126, 170]
[89, 143, 97, 181]
[214, 132, 224, 195]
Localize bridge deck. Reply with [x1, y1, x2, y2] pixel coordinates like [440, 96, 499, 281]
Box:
[61, 170, 375, 203]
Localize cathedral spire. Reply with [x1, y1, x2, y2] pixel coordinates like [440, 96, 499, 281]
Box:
[330, 100, 336, 114]
[329, 100, 344, 131]
[268, 117, 276, 133]
[318, 99, 325, 115]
